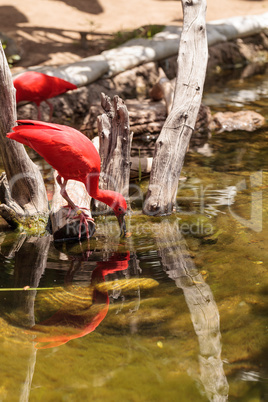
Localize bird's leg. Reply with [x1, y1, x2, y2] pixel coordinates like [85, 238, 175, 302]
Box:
[45, 100, 54, 121]
[56, 175, 94, 239]
[37, 105, 42, 120]
[56, 175, 77, 210]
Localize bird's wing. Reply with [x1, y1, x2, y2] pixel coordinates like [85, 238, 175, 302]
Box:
[13, 73, 77, 103]
[7, 121, 101, 181]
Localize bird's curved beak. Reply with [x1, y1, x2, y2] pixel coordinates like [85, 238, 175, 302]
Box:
[117, 213, 127, 237]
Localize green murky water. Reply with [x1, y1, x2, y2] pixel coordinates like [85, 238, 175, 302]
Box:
[0, 68, 268, 401]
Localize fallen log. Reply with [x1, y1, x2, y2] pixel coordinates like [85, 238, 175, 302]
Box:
[89, 96, 211, 150]
[92, 135, 153, 178]
[13, 13, 268, 86]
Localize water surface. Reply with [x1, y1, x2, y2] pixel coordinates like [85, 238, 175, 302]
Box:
[0, 67, 267, 401]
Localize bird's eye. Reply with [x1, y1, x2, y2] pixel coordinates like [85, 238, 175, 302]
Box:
[118, 207, 122, 212]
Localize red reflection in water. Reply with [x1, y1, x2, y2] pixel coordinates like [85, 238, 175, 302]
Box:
[31, 252, 130, 349]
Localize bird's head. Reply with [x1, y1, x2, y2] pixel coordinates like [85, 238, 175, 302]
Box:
[112, 195, 127, 237]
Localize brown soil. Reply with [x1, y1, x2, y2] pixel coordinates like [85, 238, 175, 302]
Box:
[1, 0, 268, 73]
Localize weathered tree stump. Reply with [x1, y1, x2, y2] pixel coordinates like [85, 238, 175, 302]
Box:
[0, 42, 49, 229]
[143, 0, 208, 215]
[95, 93, 133, 213]
[50, 172, 95, 241]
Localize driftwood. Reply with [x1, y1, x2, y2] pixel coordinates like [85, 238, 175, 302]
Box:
[96, 93, 133, 213]
[90, 97, 211, 152]
[0, 42, 48, 228]
[92, 136, 153, 178]
[143, 0, 208, 215]
[15, 32, 268, 131]
[50, 171, 95, 241]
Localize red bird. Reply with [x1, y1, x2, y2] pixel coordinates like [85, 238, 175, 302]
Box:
[30, 252, 130, 349]
[13, 71, 77, 120]
[7, 120, 127, 237]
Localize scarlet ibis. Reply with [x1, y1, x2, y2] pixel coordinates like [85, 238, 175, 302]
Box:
[7, 120, 127, 237]
[13, 71, 77, 120]
[30, 252, 130, 349]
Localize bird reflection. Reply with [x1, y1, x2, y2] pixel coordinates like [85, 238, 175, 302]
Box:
[30, 251, 130, 349]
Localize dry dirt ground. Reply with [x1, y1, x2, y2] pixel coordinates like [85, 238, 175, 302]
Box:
[1, 0, 268, 73]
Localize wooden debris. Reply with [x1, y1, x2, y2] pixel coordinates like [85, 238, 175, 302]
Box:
[96, 93, 133, 212]
[210, 110, 265, 132]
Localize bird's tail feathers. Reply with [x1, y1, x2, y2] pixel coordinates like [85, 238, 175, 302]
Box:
[16, 120, 63, 131]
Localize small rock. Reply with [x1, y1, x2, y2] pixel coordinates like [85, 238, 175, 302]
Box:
[210, 110, 265, 132]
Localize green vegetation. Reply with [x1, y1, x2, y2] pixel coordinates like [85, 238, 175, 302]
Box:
[1, 40, 20, 67]
[109, 24, 165, 48]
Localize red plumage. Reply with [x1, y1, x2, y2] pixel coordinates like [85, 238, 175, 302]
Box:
[31, 252, 130, 349]
[13, 72, 77, 120]
[7, 120, 127, 237]
[8, 120, 100, 183]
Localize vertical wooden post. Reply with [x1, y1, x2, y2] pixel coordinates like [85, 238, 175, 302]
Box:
[96, 93, 133, 213]
[143, 0, 208, 215]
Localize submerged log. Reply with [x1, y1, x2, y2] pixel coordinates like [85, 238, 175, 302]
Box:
[50, 172, 95, 241]
[0, 42, 49, 229]
[143, 0, 208, 215]
[96, 93, 133, 213]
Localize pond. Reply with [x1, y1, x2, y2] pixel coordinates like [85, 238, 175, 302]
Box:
[0, 66, 267, 402]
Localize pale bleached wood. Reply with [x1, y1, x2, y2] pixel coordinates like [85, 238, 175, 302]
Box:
[13, 13, 268, 85]
[0, 42, 48, 227]
[143, 0, 208, 215]
[96, 93, 133, 213]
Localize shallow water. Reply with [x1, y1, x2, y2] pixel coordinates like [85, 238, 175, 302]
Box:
[0, 68, 268, 401]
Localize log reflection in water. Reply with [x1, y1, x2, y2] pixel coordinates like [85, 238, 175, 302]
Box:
[154, 219, 229, 402]
[0, 234, 51, 328]
[0, 234, 51, 402]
